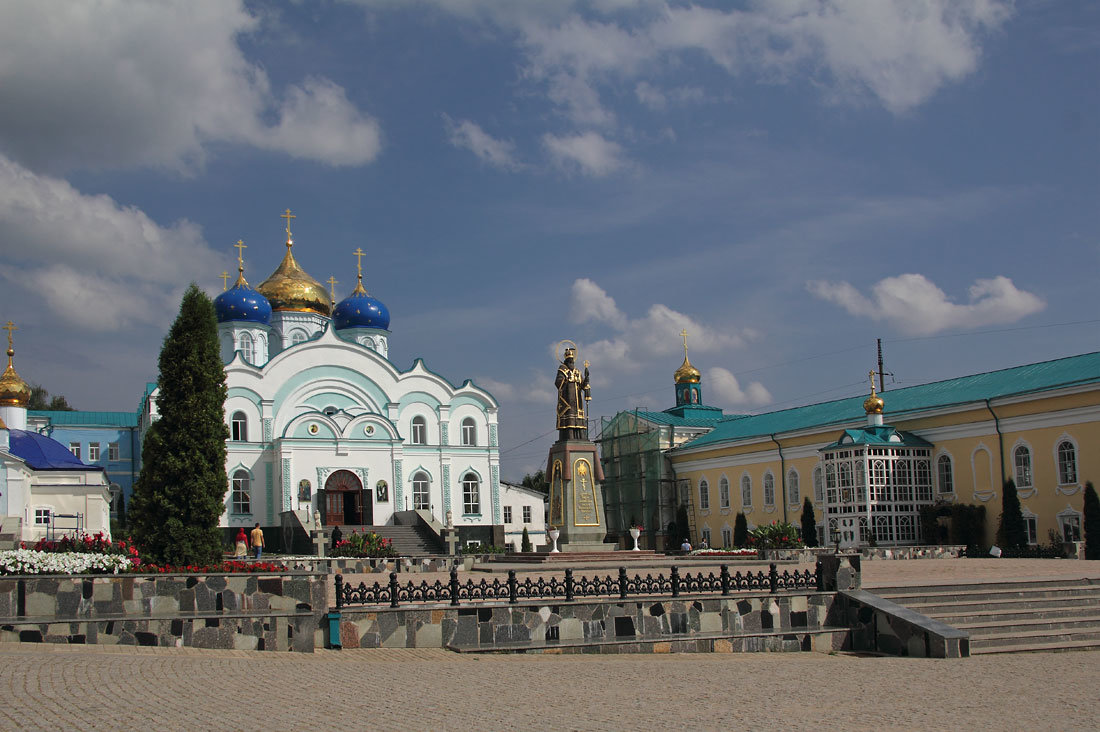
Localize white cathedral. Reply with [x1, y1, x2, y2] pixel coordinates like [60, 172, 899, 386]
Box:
[141, 213, 517, 548]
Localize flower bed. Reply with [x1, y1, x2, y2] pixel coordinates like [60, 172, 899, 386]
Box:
[0, 549, 132, 575]
[331, 530, 397, 558]
[747, 521, 804, 550]
[25, 532, 140, 559]
[690, 548, 758, 557]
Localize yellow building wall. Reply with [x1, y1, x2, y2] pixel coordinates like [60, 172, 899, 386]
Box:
[673, 387, 1099, 548]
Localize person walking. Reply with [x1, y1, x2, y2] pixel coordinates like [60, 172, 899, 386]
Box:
[234, 527, 248, 559]
[250, 522, 265, 560]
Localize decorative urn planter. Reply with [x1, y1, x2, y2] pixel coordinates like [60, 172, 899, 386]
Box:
[548, 528, 560, 553]
[629, 527, 641, 551]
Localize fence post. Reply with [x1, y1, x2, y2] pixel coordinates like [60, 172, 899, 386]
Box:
[671, 566, 680, 597]
[720, 565, 730, 596]
[815, 559, 824, 592]
[449, 567, 460, 606]
[389, 572, 400, 608]
[334, 573, 343, 609]
[565, 568, 574, 601]
[508, 569, 518, 604]
[618, 567, 628, 599]
[768, 563, 778, 594]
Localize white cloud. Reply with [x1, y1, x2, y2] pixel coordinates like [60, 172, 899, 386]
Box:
[443, 116, 522, 170]
[635, 81, 666, 109]
[570, 278, 627, 329]
[0, 1, 381, 173]
[807, 273, 1045, 335]
[543, 132, 626, 176]
[0, 154, 221, 330]
[707, 366, 772, 409]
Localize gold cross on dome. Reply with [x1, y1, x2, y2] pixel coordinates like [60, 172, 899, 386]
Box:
[353, 247, 365, 277]
[220, 271, 230, 291]
[680, 328, 689, 356]
[281, 208, 296, 242]
[327, 276, 339, 302]
[234, 239, 247, 266]
[2, 321, 16, 349]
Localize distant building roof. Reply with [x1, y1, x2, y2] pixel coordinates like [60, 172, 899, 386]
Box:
[626, 407, 726, 429]
[28, 410, 140, 428]
[8, 429, 104, 471]
[821, 425, 933, 450]
[678, 351, 1100, 451]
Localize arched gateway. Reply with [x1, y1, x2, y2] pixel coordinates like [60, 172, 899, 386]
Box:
[322, 469, 371, 526]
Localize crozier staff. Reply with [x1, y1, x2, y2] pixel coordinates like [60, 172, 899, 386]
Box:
[555, 344, 590, 441]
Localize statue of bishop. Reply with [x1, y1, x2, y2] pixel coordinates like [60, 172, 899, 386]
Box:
[555, 345, 590, 441]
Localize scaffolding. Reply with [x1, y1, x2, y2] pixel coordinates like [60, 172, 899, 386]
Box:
[597, 410, 683, 550]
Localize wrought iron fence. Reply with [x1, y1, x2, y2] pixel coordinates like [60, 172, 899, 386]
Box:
[335, 562, 821, 609]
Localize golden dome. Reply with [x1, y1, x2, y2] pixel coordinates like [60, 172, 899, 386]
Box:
[674, 355, 701, 384]
[863, 371, 884, 414]
[256, 232, 331, 317]
[0, 323, 30, 408]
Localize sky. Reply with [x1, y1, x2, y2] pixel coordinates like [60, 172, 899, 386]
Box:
[0, 0, 1097, 481]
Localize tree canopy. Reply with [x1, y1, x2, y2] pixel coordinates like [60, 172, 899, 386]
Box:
[27, 385, 75, 411]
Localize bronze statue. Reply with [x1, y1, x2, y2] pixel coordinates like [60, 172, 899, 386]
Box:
[555, 342, 590, 441]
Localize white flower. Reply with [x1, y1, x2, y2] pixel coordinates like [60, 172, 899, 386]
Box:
[0, 549, 132, 575]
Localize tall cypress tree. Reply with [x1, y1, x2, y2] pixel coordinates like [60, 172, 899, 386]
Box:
[129, 285, 228, 565]
[800, 498, 818, 547]
[998, 478, 1027, 550]
[733, 512, 748, 548]
[1083, 481, 1100, 561]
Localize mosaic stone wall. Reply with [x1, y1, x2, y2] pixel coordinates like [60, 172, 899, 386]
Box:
[760, 545, 966, 562]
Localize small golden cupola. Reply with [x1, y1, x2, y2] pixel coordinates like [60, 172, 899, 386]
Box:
[674, 329, 703, 407]
[0, 321, 31, 409]
[864, 370, 885, 425]
[256, 209, 332, 316]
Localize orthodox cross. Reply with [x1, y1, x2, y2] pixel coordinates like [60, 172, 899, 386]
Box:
[680, 328, 689, 357]
[234, 239, 247, 268]
[2, 321, 16, 350]
[219, 271, 230, 291]
[281, 208, 296, 244]
[868, 370, 877, 396]
[327, 276, 339, 304]
[353, 247, 365, 278]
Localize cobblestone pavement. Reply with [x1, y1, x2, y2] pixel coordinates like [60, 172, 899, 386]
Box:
[2, 643, 1098, 731]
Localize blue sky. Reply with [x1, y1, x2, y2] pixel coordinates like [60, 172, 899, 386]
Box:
[0, 0, 1096, 479]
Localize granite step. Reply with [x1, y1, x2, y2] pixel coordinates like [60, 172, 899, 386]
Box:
[870, 578, 1098, 595]
[969, 627, 1100, 649]
[900, 595, 1098, 616]
[876, 585, 1100, 606]
[952, 615, 1100, 637]
[971, 638, 1100, 655]
[927, 604, 1100, 625]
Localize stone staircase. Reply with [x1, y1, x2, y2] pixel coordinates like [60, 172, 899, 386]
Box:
[341, 524, 444, 555]
[873, 578, 1100, 654]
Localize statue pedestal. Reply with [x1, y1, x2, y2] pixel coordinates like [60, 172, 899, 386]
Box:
[546, 439, 611, 552]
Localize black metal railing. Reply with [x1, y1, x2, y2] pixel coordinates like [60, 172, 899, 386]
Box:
[335, 562, 821, 609]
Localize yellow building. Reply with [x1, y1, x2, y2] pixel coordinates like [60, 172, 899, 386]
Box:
[670, 352, 1100, 549]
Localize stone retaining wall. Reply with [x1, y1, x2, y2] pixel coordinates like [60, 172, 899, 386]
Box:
[760, 545, 966, 562]
[0, 572, 325, 652]
[291, 556, 468, 575]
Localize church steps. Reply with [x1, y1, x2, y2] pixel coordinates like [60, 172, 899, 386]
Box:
[339, 525, 443, 555]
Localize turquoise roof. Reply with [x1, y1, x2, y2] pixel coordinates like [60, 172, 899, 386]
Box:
[630, 408, 725, 428]
[822, 425, 933, 450]
[28, 410, 139, 428]
[678, 351, 1100, 451]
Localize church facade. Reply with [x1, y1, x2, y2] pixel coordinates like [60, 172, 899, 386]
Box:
[142, 216, 504, 543]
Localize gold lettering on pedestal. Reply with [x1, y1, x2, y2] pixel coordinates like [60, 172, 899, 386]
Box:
[572, 458, 600, 527]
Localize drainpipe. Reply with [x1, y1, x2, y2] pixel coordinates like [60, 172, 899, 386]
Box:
[770, 434, 787, 523]
[984, 399, 1006, 489]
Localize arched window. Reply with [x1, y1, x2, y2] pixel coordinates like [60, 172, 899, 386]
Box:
[462, 473, 480, 514]
[763, 472, 775, 506]
[1014, 445, 1032, 488]
[238, 332, 254, 364]
[231, 470, 251, 514]
[1057, 440, 1077, 485]
[741, 475, 752, 508]
[937, 454, 953, 494]
[461, 417, 477, 446]
[411, 416, 427, 445]
[412, 472, 430, 510]
[813, 466, 823, 504]
[788, 470, 800, 505]
[718, 477, 730, 509]
[698, 479, 710, 510]
[231, 411, 247, 442]
[290, 330, 307, 345]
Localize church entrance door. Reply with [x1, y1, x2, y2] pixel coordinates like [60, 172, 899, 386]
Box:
[323, 470, 372, 526]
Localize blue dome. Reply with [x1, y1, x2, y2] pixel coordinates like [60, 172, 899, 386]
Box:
[333, 291, 390, 330]
[9, 430, 103, 471]
[215, 280, 272, 325]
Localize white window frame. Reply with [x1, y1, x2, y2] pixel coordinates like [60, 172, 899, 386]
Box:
[1058, 509, 1082, 543]
[231, 469, 251, 515]
[462, 473, 480, 515]
[1056, 438, 1078, 486]
[721, 526, 732, 548]
[1013, 443, 1033, 489]
[741, 474, 752, 508]
[290, 330, 307, 345]
[69, 442, 80, 460]
[34, 507, 52, 526]
[763, 471, 775, 507]
[412, 472, 430, 510]
[698, 479, 710, 511]
[787, 469, 800, 506]
[88, 442, 101, 462]
[108, 442, 120, 461]
[238, 332, 254, 364]
[522, 505, 532, 523]
[231, 411, 248, 442]
[503, 506, 513, 524]
[1022, 510, 1038, 546]
[411, 416, 427, 445]
[718, 476, 730, 509]
[937, 453, 954, 494]
[813, 465, 823, 504]
[461, 417, 477, 446]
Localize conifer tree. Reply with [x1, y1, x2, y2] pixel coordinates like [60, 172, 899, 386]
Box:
[1083, 481, 1100, 561]
[521, 526, 532, 553]
[733, 512, 748, 548]
[998, 478, 1027, 550]
[129, 285, 228, 565]
[801, 498, 818, 547]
